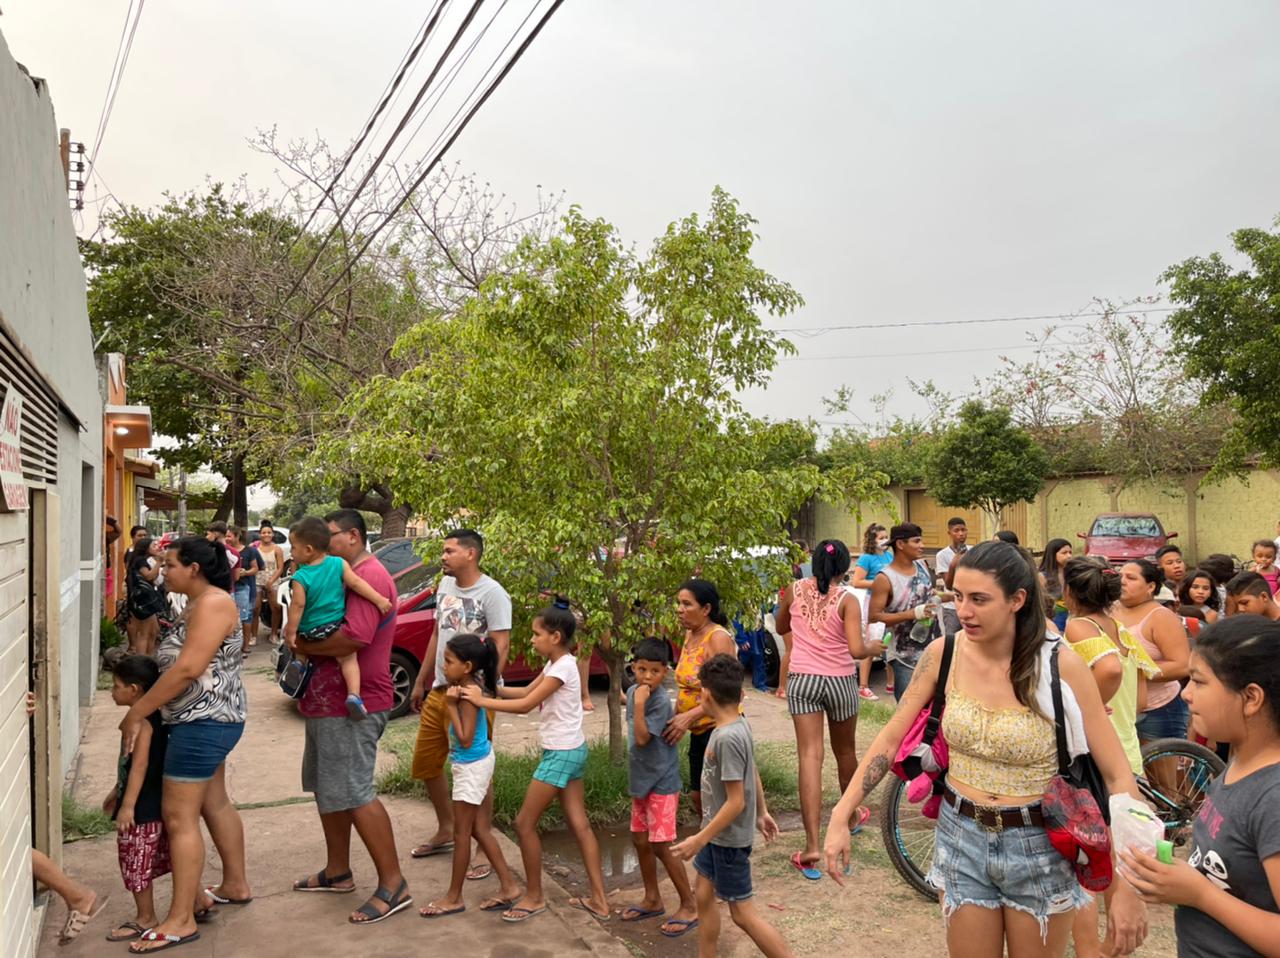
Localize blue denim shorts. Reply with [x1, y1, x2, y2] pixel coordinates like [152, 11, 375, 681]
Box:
[164, 719, 244, 782]
[927, 798, 1089, 941]
[233, 584, 253, 623]
[693, 843, 753, 902]
[1136, 693, 1189, 741]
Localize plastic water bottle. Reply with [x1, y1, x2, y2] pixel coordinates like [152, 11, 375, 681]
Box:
[909, 596, 941, 644]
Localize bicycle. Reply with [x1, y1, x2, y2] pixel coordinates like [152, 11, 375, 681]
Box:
[880, 736, 1224, 900]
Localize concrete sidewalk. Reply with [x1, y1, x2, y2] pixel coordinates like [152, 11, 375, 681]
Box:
[40, 661, 629, 958]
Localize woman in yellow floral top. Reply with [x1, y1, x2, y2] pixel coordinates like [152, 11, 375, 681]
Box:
[662, 578, 736, 818]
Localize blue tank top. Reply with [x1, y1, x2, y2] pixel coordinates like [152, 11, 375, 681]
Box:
[449, 703, 491, 764]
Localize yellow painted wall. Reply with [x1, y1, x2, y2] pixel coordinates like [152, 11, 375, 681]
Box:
[1195, 472, 1280, 559]
[813, 493, 901, 550]
[815, 469, 1280, 563]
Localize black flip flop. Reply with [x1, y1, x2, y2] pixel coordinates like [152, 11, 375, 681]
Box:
[106, 921, 147, 942]
[127, 930, 201, 953]
[410, 841, 454, 859]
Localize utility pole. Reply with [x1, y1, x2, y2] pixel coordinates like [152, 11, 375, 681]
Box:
[177, 466, 188, 535]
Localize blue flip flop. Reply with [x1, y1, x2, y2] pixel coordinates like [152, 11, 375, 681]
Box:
[790, 852, 822, 881]
[661, 918, 699, 938]
[620, 906, 665, 922]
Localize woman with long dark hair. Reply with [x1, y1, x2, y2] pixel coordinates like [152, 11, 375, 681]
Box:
[118, 537, 250, 953]
[824, 541, 1149, 957]
[127, 544, 167, 657]
[849, 523, 891, 700]
[662, 579, 737, 818]
[1039, 538, 1073, 632]
[1178, 569, 1221, 624]
[776, 539, 886, 878]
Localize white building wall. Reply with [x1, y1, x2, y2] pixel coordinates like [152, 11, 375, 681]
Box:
[0, 27, 104, 958]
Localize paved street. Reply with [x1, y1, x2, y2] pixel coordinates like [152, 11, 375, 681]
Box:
[39, 662, 628, 958]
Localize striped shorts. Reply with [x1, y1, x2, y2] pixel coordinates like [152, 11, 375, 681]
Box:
[786, 672, 859, 723]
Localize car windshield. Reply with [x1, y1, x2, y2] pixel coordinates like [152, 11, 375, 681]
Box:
[1091, 517, 1161, 538]
[394, 563, 435, 599]
[373, 539, 421, 576]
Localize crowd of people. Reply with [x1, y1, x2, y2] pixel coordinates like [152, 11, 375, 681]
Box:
[36, 511, 1280, 957]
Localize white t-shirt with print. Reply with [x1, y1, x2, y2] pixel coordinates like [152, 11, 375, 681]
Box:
[538, 654, 585, 751]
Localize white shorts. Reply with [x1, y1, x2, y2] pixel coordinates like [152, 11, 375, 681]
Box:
[451, 750, 495, 806]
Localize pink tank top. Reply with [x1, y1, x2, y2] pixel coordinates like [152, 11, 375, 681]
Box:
[1129, 608, 1179, 710]
[787, 578, 858, 677]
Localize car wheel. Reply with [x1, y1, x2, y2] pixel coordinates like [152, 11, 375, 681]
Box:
[621, 663, 636, 692]
[389, 651, 418, 720]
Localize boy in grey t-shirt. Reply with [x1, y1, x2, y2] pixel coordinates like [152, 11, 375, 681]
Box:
[673, 654, 793, 956]
[619, 639, 697, 935]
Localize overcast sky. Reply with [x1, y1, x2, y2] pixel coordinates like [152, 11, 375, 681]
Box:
[5, 1, 1279, 440]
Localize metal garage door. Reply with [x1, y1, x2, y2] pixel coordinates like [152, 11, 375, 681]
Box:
[0, 510, 31, 958]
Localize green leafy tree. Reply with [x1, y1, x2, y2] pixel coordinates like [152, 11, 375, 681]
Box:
[1162, 217, 1280, 473]
[924, 400, 1050, 531]
[328, 190, 889, 759]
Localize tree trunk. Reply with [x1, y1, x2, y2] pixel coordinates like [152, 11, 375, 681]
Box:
[338, 483, 410, 537]
[212, 480, 234, 522]
[381, 503, 411, 538]
[599, 646, 626, 765]
[232, 453, 248, 529]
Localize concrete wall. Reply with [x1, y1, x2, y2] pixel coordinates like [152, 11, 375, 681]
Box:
[815, 469, 1280, 563]
[1, 33, 103, 775]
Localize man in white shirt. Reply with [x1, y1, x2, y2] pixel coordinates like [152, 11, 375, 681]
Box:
[933, 517, 968, 639]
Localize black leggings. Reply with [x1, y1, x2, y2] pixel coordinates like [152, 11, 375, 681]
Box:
[687, 729, 712, 792]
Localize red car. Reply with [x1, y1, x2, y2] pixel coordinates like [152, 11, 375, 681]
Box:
[384, 567, 611, 718]
[1077, 513, 1177, 566]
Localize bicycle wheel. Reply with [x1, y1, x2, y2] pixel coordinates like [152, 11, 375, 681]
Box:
[880, 776, 938, 900]
[1139, 738, 1224, 855]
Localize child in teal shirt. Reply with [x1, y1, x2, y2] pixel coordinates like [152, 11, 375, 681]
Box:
[286, 517, 393, 719]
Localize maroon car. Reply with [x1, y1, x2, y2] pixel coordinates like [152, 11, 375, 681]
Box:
[1077, 513, 1177, 566]
[380, 553, 611, 717]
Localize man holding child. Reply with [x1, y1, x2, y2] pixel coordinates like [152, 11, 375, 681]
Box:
[291, 509, 409, 925]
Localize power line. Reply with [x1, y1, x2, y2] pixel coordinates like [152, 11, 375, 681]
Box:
[768, 306, 1174, 335]
[386, 0, 515, 171]
[295, 0, 452, 238]
[283, 0, 487, 300]
[88, 0, 146, 176]
[291, 0, 566, 326]
[778, 342, 1044, 362]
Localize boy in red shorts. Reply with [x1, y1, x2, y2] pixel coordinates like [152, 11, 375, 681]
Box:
[103, 655, 172, 942]
[619, 639, 698, 937]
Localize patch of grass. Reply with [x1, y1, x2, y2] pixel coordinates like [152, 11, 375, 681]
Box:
[492, 740, 633, 829]
[374, 712, 892, 829]
[375, 715, 422, 797]
[62, 794, 114, 843]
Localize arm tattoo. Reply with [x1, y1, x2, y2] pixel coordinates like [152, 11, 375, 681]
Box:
[915, 643, 935, 676]
[863, 754, 891, 792]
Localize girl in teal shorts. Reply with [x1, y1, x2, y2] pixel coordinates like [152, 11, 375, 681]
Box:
[461, 601, 608, 924]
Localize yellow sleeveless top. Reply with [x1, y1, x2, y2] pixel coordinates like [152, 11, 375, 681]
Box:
[1066, 617, 1160, 776]
[675, 626, 734, 734]
[943, 639, 1058, 797]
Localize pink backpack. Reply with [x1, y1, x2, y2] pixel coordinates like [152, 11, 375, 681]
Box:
[891, 634, 954, 819]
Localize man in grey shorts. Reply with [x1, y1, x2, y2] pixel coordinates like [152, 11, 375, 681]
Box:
[290, 510, 411, 924]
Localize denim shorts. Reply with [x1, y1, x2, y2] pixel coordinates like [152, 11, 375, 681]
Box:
[1136, 693, 1189, 741]
[693, 843, 753, 902]
[233, 584, 253, 623]
[926, 798, 1089, 941]
[164, 719, 244, 782]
